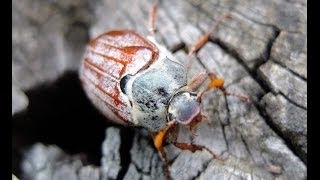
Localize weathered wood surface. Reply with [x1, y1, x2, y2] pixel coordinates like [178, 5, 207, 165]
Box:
[12, 0, 307, 179]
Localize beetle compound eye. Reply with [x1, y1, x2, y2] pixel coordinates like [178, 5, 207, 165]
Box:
[167, 92, 201, 124]
[120, 74, 132, 95]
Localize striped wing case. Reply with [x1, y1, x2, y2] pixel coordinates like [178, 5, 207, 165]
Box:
[79, 30, 159, 125]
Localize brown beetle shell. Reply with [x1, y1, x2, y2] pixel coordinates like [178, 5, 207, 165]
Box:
[79, 30, 159, 125]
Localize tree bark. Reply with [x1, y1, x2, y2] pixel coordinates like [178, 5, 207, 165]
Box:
[12, 0, 307, 179]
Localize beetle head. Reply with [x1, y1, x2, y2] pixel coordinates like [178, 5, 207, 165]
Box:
[167, 91, 201, 124]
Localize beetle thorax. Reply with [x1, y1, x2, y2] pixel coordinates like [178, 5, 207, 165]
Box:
[121, 54, 187, 132]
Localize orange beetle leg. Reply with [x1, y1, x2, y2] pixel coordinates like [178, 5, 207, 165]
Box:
[152, 121, 177, 180]
[187, 114, 203, 138]
[173, 142, 226, 161]
[186, 13, 231, 69]
[148, 0, 160, 36]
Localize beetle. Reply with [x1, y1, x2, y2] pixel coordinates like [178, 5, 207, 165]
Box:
[79, 1, 249, 179]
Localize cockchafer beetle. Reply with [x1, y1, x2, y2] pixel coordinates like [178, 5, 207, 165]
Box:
[79, 1, 249, 179]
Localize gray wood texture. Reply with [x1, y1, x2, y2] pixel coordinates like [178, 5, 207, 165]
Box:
[13, 0, 307, 179]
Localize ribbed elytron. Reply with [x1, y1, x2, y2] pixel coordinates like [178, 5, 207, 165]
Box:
[79, 1, 249, 179]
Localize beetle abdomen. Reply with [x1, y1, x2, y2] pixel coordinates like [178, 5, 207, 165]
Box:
[80, 30, 159, 124]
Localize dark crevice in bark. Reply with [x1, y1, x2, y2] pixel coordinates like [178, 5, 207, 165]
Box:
[222, 93, 231, 126]
[171, 42, 187, 54]
[194, 56, 208, 72]
[130, 155, 154, 177]
[165, 146, 181, 164]
[279, 92, 307, 110]
[239, 133, 255, 163]
[220, 94, 231, 152]
[117, 127, 135, 180]
[221, 125, 229, 152]
[131, 162, 152, 176]
[256, 95, 307, 165]
[261, 27, 281, 63]
[12, 71, 113, 176]
[193, 159, 212, 180]
[270, 59, 307, 82]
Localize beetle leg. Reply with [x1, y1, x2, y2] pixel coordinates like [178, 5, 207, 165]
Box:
[172, 142, 226, 161]
[152, 121, 177, 180]
[187, 114, 203, 138]
[187, 72, 208, 91]
[187, 32, 211, 58]
[148, 0, 160, 36]
[197, 72, 251, 102]
[186, 13, 231, 69]
[157, 146, 170, 180]
[188, 12, 231, 57]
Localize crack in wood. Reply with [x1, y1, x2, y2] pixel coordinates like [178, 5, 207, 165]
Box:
[239, 133, 255, 163]
[221, 125, 230, 152]
[263, 28, 281, 63]
[269, 59, 307, 82]
[278, 91, 307, 110]
[193, 157, 212, 179]
[256, 95, 307, 165]
[117, 128, 135, 180]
